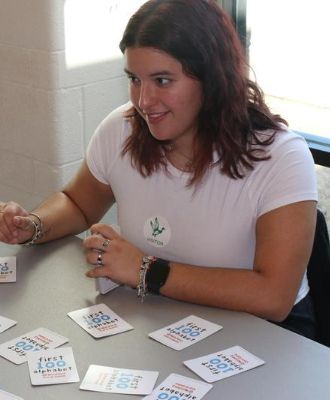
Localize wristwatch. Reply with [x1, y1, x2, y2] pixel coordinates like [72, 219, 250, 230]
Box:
[146, 257, 170, 294]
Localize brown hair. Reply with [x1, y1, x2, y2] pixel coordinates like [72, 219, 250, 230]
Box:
[119, 0, 287, 185]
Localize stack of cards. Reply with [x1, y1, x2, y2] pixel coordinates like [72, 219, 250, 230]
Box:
[80, 365, 158, 395]
[149, 315, 222, 350]
[68, 304, 133, 338]
[0, 257, 16, 283]
[0, 328, 68, 364]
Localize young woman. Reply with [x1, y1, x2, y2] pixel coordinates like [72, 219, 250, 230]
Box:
[0, 0, 317, 338]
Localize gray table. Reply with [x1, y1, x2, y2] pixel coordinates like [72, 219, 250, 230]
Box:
[1, 236, 330, 400]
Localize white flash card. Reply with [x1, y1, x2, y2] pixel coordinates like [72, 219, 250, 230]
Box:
[0, 257, 16, 283]
[0, 316, 17, 333]
[0, 328, 69, 365]
[184, 345, 265, 383]
[80, 365, 159, 395]
[27, 346, 79, 386]
[142, 373, 212, 400]
[148, 315, 222, 350]
[96, 277, 120, 295]
[68, 303, 133, 338]
[0, 389, 24, 400]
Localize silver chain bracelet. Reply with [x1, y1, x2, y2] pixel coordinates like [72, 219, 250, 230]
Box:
[21, 213, 44, 247]
[137, 255, 156, 302]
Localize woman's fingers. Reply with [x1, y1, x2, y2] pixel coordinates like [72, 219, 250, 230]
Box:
[86, 265, 108, 278]
[90, 223, 121, 239]
[0, 204, 32, 243]
[14, 216, 35, 231]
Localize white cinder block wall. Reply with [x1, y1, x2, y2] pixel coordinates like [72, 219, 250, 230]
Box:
[0, 0, 144, 224]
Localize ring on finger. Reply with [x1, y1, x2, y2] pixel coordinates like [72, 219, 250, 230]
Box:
[96, 251, 103, 266]
[102, 239, 110, 248]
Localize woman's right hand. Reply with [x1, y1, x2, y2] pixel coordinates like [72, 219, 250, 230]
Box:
[0, 201, 35, 245]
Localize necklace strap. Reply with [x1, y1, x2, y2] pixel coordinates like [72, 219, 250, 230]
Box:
[165, 144, 194, 172]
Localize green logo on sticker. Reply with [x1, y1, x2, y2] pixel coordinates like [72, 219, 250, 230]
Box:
[150, 217, 165, 237]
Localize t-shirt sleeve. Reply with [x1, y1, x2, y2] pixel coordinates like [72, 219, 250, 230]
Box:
[251, 131, 318, 217]
[86, 103, 131, 185]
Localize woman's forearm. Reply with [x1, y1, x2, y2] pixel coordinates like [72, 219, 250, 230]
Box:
[160, 262, 299, 322]
[31, 191, 90, 243]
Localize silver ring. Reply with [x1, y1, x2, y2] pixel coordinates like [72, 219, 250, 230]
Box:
[102, 239, 110, 248]
[96, 252, 103, 266]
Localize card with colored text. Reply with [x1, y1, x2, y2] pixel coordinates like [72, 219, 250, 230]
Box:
[0, 389, 24, 400]
[80, 365, 159, 395]
[67, 303, 133, 338]
[184, 345, 265, 383]
[0, 257, 16, 283]
[148, 315, 222, 350]
[142, 373, 212, 400]
[0, 316, 17, 334]
[0, 328, 69, 364]
[27, 346, 79, 385]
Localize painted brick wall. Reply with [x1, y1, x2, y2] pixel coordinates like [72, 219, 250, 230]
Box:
[0, 0, 137, 224]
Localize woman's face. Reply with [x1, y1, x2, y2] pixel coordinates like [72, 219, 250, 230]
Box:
[124, 47, 203, 150]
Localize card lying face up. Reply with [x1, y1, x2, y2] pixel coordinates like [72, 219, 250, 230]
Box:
[184, 345, 265, 383]
[142, 373, 213, 400]
[0, 257, 16, 283]
[67, 303, 133, 338]
[148, 315, 222, 350]
[27, 346, 79, 386]
[80, 365, 159, 395]
[0, 328, 69, 364]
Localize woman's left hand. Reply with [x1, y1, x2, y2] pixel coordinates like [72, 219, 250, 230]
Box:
[83, 223, 144, 288]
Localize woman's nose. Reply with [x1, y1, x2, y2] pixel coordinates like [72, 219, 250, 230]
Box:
[138, 83, 156, 110]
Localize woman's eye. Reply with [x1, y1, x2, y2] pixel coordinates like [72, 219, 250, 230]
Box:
[156, 77, 171, 86]
[127, 75, 140, 85]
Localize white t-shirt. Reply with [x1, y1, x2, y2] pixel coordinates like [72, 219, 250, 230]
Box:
[87, 102, 318, 303]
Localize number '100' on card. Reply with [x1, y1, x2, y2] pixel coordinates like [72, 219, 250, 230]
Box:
[0, 328, 69, 365]
[67, 303, 133, 338]
[184, 345, 265, 383]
